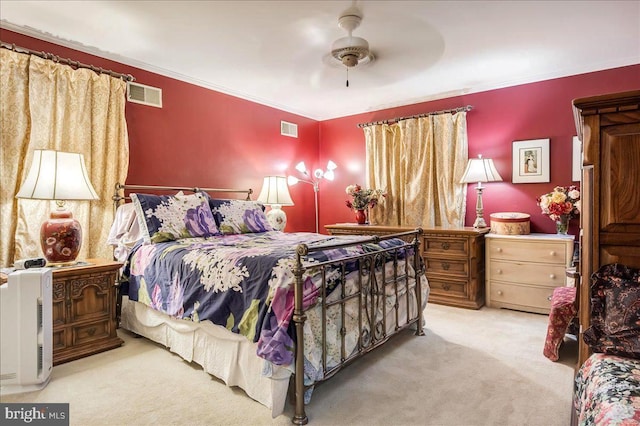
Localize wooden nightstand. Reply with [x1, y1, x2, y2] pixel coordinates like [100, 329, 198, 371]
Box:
[50, 258, 123, 365]
[422, 227, 490, 309]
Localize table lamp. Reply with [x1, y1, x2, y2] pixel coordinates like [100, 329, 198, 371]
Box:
[460, 155, 502, 228]
[257, 176, 294, 231]
[16, 149, 99, 265]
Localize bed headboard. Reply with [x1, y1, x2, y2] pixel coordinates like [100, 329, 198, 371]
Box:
[112, 182, 253, 208]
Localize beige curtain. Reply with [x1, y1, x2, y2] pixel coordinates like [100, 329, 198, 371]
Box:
[0, 50, 129, 266]
[364, 112, 468, 228]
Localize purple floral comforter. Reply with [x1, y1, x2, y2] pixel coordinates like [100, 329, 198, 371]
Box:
[123, 231, 412, 367]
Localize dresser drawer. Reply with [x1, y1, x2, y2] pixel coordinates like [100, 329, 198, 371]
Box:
[424, 256, 468, 278]
[488, 282, 554, 312]
[423, 236, 468, 257]
[427, 277, 467, 298]
[489, 260, 566, 287]
[487, 240, 567, 265]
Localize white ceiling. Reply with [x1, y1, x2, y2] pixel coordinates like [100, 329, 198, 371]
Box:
[1, 1, 639, 120]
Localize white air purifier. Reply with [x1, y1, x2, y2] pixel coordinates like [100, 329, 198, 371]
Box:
[0, 268, 53, 395]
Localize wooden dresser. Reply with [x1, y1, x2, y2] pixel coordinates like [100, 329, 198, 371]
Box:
[325, 224, 489, 309]
[51, 258, 123, 365]
[573, 90, 640, 367]
[325, 223, 417, 241]
[422, 227, 489, 309]
[485, 233, 574, 314]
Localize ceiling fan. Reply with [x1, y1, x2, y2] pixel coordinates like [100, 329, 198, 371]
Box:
[327, 3, 374, 86]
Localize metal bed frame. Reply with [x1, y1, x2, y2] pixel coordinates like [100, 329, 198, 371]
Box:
[113, 183, 425, 424]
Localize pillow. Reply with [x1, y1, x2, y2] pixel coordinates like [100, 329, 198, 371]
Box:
[583, 263, 640, 358]
[543, 286, 577, 362]
[107, 203, 144, 261]
[207, 198, 272, 234]
[131, 192, 219, 243]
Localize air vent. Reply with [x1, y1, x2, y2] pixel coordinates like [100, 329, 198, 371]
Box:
[127, 82, 162, 108]
[281, 121, 298, 138]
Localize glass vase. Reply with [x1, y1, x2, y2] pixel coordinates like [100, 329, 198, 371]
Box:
[555, 216, 570, 235]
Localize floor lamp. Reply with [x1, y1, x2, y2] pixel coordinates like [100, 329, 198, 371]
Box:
[460, 155, 502, 228]
[287, 160, 336, 233]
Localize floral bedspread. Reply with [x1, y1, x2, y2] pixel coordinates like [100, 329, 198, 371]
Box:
[124, 231, 412, 367]
[574, 353, 640, 425]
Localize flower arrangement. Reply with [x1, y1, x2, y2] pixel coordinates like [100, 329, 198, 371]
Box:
[537, 185, 580, 233]
[345, 184, 386, 211]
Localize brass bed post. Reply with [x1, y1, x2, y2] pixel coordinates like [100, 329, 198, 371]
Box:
[414, 228, 425, 336]
[292, 244, 309, 425]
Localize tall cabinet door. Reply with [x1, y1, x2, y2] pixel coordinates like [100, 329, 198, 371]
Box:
[574, 90, 640, 367]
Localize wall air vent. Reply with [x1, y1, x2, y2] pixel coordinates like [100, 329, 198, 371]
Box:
[126, 82, 162, 108]
[280, 121, 298, 138]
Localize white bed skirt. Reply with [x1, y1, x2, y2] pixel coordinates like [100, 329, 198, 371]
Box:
[120, 296, 291, 417]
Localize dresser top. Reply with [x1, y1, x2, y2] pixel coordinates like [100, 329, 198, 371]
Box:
[326, 223, 489, 234]
[485, 232, 575, 241]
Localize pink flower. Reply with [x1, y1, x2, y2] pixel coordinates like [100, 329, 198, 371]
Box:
[537, 185, 580, 222]
[344, 184, 386, 211]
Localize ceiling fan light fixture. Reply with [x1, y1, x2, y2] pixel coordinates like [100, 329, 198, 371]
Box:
[331, 37, 372, 68]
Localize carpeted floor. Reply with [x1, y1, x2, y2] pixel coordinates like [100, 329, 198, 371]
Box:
[1, 303, 578, 425]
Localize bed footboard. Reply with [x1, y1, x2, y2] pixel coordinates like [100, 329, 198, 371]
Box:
[291, 230, 425, 425]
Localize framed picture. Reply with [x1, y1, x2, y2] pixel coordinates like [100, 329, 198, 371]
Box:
[572, 136, 581, 182]
[512, 138, 550, 183]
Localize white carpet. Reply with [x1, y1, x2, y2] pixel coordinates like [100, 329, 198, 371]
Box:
[0, 303, 578, 425]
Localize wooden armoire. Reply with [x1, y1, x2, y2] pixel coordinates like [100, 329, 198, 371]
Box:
[572, 90, 640, 367]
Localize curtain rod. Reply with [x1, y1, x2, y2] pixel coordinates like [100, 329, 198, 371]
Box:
[357, 105, 473, 128]
[0, 40, 135, 82]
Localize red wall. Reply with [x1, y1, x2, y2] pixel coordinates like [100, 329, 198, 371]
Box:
[1, 29, 321, 233]
[4, 29, 639, 235]
[320, 66, 640, 234]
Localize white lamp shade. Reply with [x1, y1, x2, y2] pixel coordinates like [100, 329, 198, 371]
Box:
[460, 156, 503, 184]
[257, 176, 294, 206]
[295, 161, 307, 174]
[16, 150, 99, 200]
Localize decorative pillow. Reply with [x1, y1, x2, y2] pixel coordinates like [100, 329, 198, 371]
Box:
[543, 286, 577, 362]
[207, 198, 272, 234]
[131, 192, 219, 243]
[583, 263, 640, 358]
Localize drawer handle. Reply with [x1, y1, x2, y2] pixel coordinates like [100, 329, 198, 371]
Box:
[442, 284, 451, 291]
[547, 295, 552, 301]
[442, 242, 450, 250]
[442, 262, 450, 270]
[86, 327, 97, 336]
[550, 251, 556, 256]
[549, 274, 556, 279]
[497, 269, 502, 274]
[497, 290, 503, 296]
[497, 248, 503, 253]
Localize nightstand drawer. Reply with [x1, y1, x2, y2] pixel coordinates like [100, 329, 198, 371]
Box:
[73, 319, 111, 346]
[424, 257, 468, 277]
[487, 240, 567, 265]
[423, 236, 468, 256]
[489, 260, 566, 287]
[427, 277, 467, 298]
[488, 282, 554, 312]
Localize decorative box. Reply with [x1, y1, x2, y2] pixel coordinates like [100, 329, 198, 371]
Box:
[490, 212, 530, 235]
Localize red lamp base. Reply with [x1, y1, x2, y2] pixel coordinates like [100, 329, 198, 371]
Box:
[40, 209, 82, 266]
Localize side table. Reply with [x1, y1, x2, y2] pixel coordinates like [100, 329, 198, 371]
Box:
[50, 258, 123, 365]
